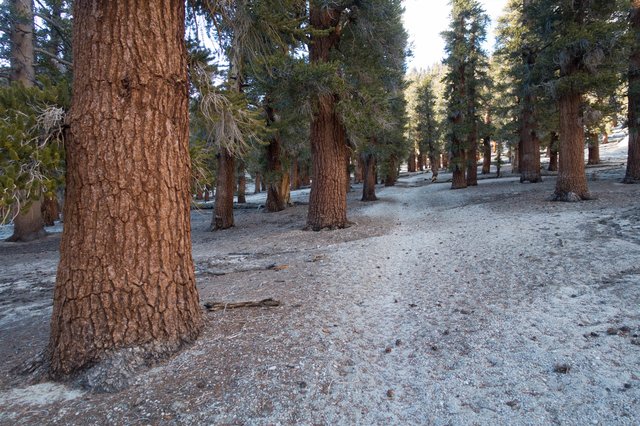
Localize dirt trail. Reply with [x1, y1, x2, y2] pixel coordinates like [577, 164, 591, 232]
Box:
[0, 166, 639, 425]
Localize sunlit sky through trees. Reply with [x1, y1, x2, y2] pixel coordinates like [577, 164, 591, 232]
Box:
[403, 0, 509, 72]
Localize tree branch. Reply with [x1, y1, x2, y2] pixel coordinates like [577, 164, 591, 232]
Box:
[34, 48, 73, 68]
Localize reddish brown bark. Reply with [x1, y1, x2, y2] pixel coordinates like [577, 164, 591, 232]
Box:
[41, 194, 60, 226]
[213, 150, 235, 229]
[625, 2, 640, 183]
[8, 197, 46, 242]
[554, 90, 590, 200]
[519, 90, 542, 182]
[290, 157, 300, 190]
[361, 146, 377, 201]
[307, 5, 349, 230]
[49, 0, 202, 378]
[549, 132, 559, 171]
[265, 130, 288, 212]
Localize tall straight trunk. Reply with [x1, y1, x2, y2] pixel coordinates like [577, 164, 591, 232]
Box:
[429, 151, 440, 180]
[236, 161, 246, 204]
[441, 153, 449, 169]
[466, 130, 478, 186]
[290, 157, 300, 190]
[554, 90, 590, 200]
[511, 145, 520, 174]
[301, 161, 311, 186]
[407, 152, 417, 172]
[213, 150, 235, 229]
[384, 155, 399, 186]
[482, 136, 491, 174]
[354, 155, 363, 184]
[417, 152, 425, 171]
[8, 0, 47, 242]
[361, 140, 378, 202]
[549, 132, 559, 171]
[519, 91, 542, 182]
[254, 173, 261, 193]
[265, 123, 288, 212]
[625, 1, 640, 183]
[587, 133, 600, 165]
[49, 0, 202, 379]
[10, 0, 35, 84]
[345, 154, 352, 193]
[307, 5, 349, 230]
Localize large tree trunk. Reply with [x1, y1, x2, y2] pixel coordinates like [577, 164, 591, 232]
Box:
[384, 154, 399, 186]
[587, 133, 600, 165]
[265, 126, 288, 212]
[213, 150, 235, 229]
[625, 1, 640, 183]
[482, 136, 492, 174]
[407, 151, 417, 172]
[553, 90, 590, 200]
[49, 0, 202, 379]
[307, 5, 349, 230]
[8, 0, 47, 242]
[519, 92, 542, 182]
[549, 132, 559, 172]
[254, 173, 261, 193]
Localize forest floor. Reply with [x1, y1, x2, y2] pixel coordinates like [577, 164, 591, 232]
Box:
[1, 150, 639, 424]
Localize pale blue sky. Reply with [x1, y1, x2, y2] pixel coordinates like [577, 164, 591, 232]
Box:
[403, 0, 509, 72]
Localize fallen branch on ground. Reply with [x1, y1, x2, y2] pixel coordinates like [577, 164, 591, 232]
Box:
[204, 298, 281, 312]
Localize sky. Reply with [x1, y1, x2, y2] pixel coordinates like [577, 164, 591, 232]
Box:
[403, 0, 510, 72]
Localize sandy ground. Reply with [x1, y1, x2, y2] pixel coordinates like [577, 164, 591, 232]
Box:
[0, 145, 639, 424]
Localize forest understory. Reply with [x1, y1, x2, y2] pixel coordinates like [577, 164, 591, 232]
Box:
[0, 162, 639, 425]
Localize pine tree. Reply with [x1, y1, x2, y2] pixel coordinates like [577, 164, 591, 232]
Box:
[415, 77, 442, 179]
[49, 0, 202, 379]
[442, 0, 490, 189]
[625, 0, 640, 183]
[532, 0, 626, 200]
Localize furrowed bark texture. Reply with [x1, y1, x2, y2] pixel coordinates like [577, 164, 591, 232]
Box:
[213, 150, 235, 230]
[307, 5, 348, 230]
[49, 0, 202, 377]
[625, 1, 640, 183]
[554, 90, 590, 200]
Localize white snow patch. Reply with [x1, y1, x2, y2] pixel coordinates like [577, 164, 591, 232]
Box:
[0, 383, 84, 406]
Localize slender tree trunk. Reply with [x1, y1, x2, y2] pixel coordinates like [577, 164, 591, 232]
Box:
[625, 2, 640, 183]
[587, 133, 600, 165]
[354, 155, 363, 184]
[236, 161, 246, 204]
[254, 173, 261, 193]
[307, 5, 349, 230]
[511, 145, 520, 174]
[549, 132, 559, 171]
[290, 157, 300, 190]
[213, 150, 235, 229]
[8, 0, 47, 242]
[466, 130, 478, 186]
[519, 90, 542, 182]
[361, 140, 378, 202]
[553, 90, 590, 200]
[482, 136, 492, 174]
[49, 0, 202, 379]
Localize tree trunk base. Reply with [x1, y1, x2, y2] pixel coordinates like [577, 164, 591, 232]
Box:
[622, 176, 640, 184]
[550, 191, 593, 202]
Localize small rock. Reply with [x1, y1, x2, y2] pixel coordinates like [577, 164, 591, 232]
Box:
[395, 339, 402, 347]
[505, 399, 519, 409]
[631, 338, 640, 346]
[619, 326, 631, 334]
[298, 381, 307, 389]
[384, 347, 392, 354]
[386, 389, 394, 398]
[607, 327, 618, 335]
[624, 383, 632, 389]
[553, 363, 571, 374]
